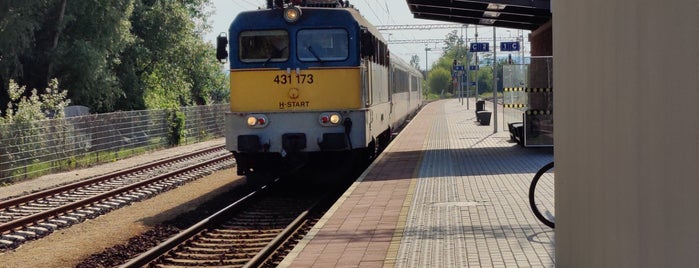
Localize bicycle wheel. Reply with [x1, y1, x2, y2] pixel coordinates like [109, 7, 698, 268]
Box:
[529, 161, 555, 228]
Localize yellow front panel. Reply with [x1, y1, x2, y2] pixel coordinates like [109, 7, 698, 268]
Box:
[230, 68, 361, 112]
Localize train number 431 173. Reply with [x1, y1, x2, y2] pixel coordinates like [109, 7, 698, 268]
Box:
[273, 74, 314, 85]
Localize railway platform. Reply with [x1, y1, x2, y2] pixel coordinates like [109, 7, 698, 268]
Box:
[280, 99, 555, 267]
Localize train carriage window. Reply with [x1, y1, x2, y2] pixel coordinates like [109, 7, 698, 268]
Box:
[393, 68, 408, 93]
[239, 30, 289, 63]
[360, 28, 375, 58]
[297, 29, 349, 62]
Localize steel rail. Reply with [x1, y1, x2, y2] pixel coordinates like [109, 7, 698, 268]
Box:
[0, 154, 232, 234]
[243, 207, 312, 268]
[119, 184, 269, 268]
[0, 145, 225, 210]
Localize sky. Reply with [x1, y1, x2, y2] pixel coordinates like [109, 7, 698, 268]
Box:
[202, 0, 530, 70]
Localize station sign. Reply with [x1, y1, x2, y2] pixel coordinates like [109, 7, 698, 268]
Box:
[469, 65, 479, 70]
[453, 65, 464, 71]
[500, 41, 520, 51]
[470, 42, 489, 52]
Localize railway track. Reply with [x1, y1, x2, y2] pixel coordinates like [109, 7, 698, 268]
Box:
[119, 179, 341, 268]
[0, 145, 235, 251]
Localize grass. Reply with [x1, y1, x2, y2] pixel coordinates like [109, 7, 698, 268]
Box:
[478, 92, 504, 100]
[1, 138, 170, 186]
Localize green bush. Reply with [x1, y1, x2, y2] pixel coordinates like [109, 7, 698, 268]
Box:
[167, 109, 186, 146]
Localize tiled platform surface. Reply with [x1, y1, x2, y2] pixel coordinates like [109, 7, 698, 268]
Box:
[280, 99, 555, 267]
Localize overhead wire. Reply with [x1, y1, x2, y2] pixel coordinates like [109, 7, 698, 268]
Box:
[359, 0, 385, 25]
[355, 1, 410, 63]
[373, 1, 420, 67]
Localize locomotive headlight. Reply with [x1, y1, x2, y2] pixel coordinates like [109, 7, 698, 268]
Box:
[319, 112, 342, 126]
[284, 6, 301, 23]
[247, 116, 258, 126]
[329, 114, 341, 124]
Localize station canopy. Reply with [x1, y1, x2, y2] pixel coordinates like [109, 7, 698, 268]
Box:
[405, 0, 551, 30]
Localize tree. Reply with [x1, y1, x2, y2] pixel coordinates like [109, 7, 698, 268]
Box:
[409, 55, 421, 71]
[476, 66, 494, 95]
[422, 29, 476, 98]
[0, 0, 133, 112]
[20, 0, 68, 93]
[1, 0, 227, 113]
[442, 30, 464, 52]
[53, 0, 134, 112]
[427, 67, 451, 96]
[118, 0, 226, 110]
[0, 0, 43, 114]
[442, 30, 472, 73]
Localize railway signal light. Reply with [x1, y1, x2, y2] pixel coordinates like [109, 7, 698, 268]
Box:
[216, 33, 228, 63]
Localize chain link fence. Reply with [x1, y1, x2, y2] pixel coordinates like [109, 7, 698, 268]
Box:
[0, 104, 228, 184]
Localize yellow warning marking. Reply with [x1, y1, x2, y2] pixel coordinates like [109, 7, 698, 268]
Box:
[504, 104, 526, 108]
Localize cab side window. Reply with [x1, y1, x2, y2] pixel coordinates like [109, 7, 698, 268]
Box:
[239, 30, 289, 63]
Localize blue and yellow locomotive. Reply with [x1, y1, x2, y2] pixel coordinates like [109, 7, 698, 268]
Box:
[216, 0, 423, 180]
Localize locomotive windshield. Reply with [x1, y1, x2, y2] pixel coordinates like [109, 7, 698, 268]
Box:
[297, 29, 348, 62]
[239, 30, 289, 63]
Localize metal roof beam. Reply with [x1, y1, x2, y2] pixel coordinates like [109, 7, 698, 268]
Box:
[408, 0, 551, 18]
[376, 24, 464, 31]
[388, 36, 517, 45]
[462, 0, 550, 10]
[412, 13, 540, 30]
[410, 6, 549, 24]
[406, 0, 551, 31]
